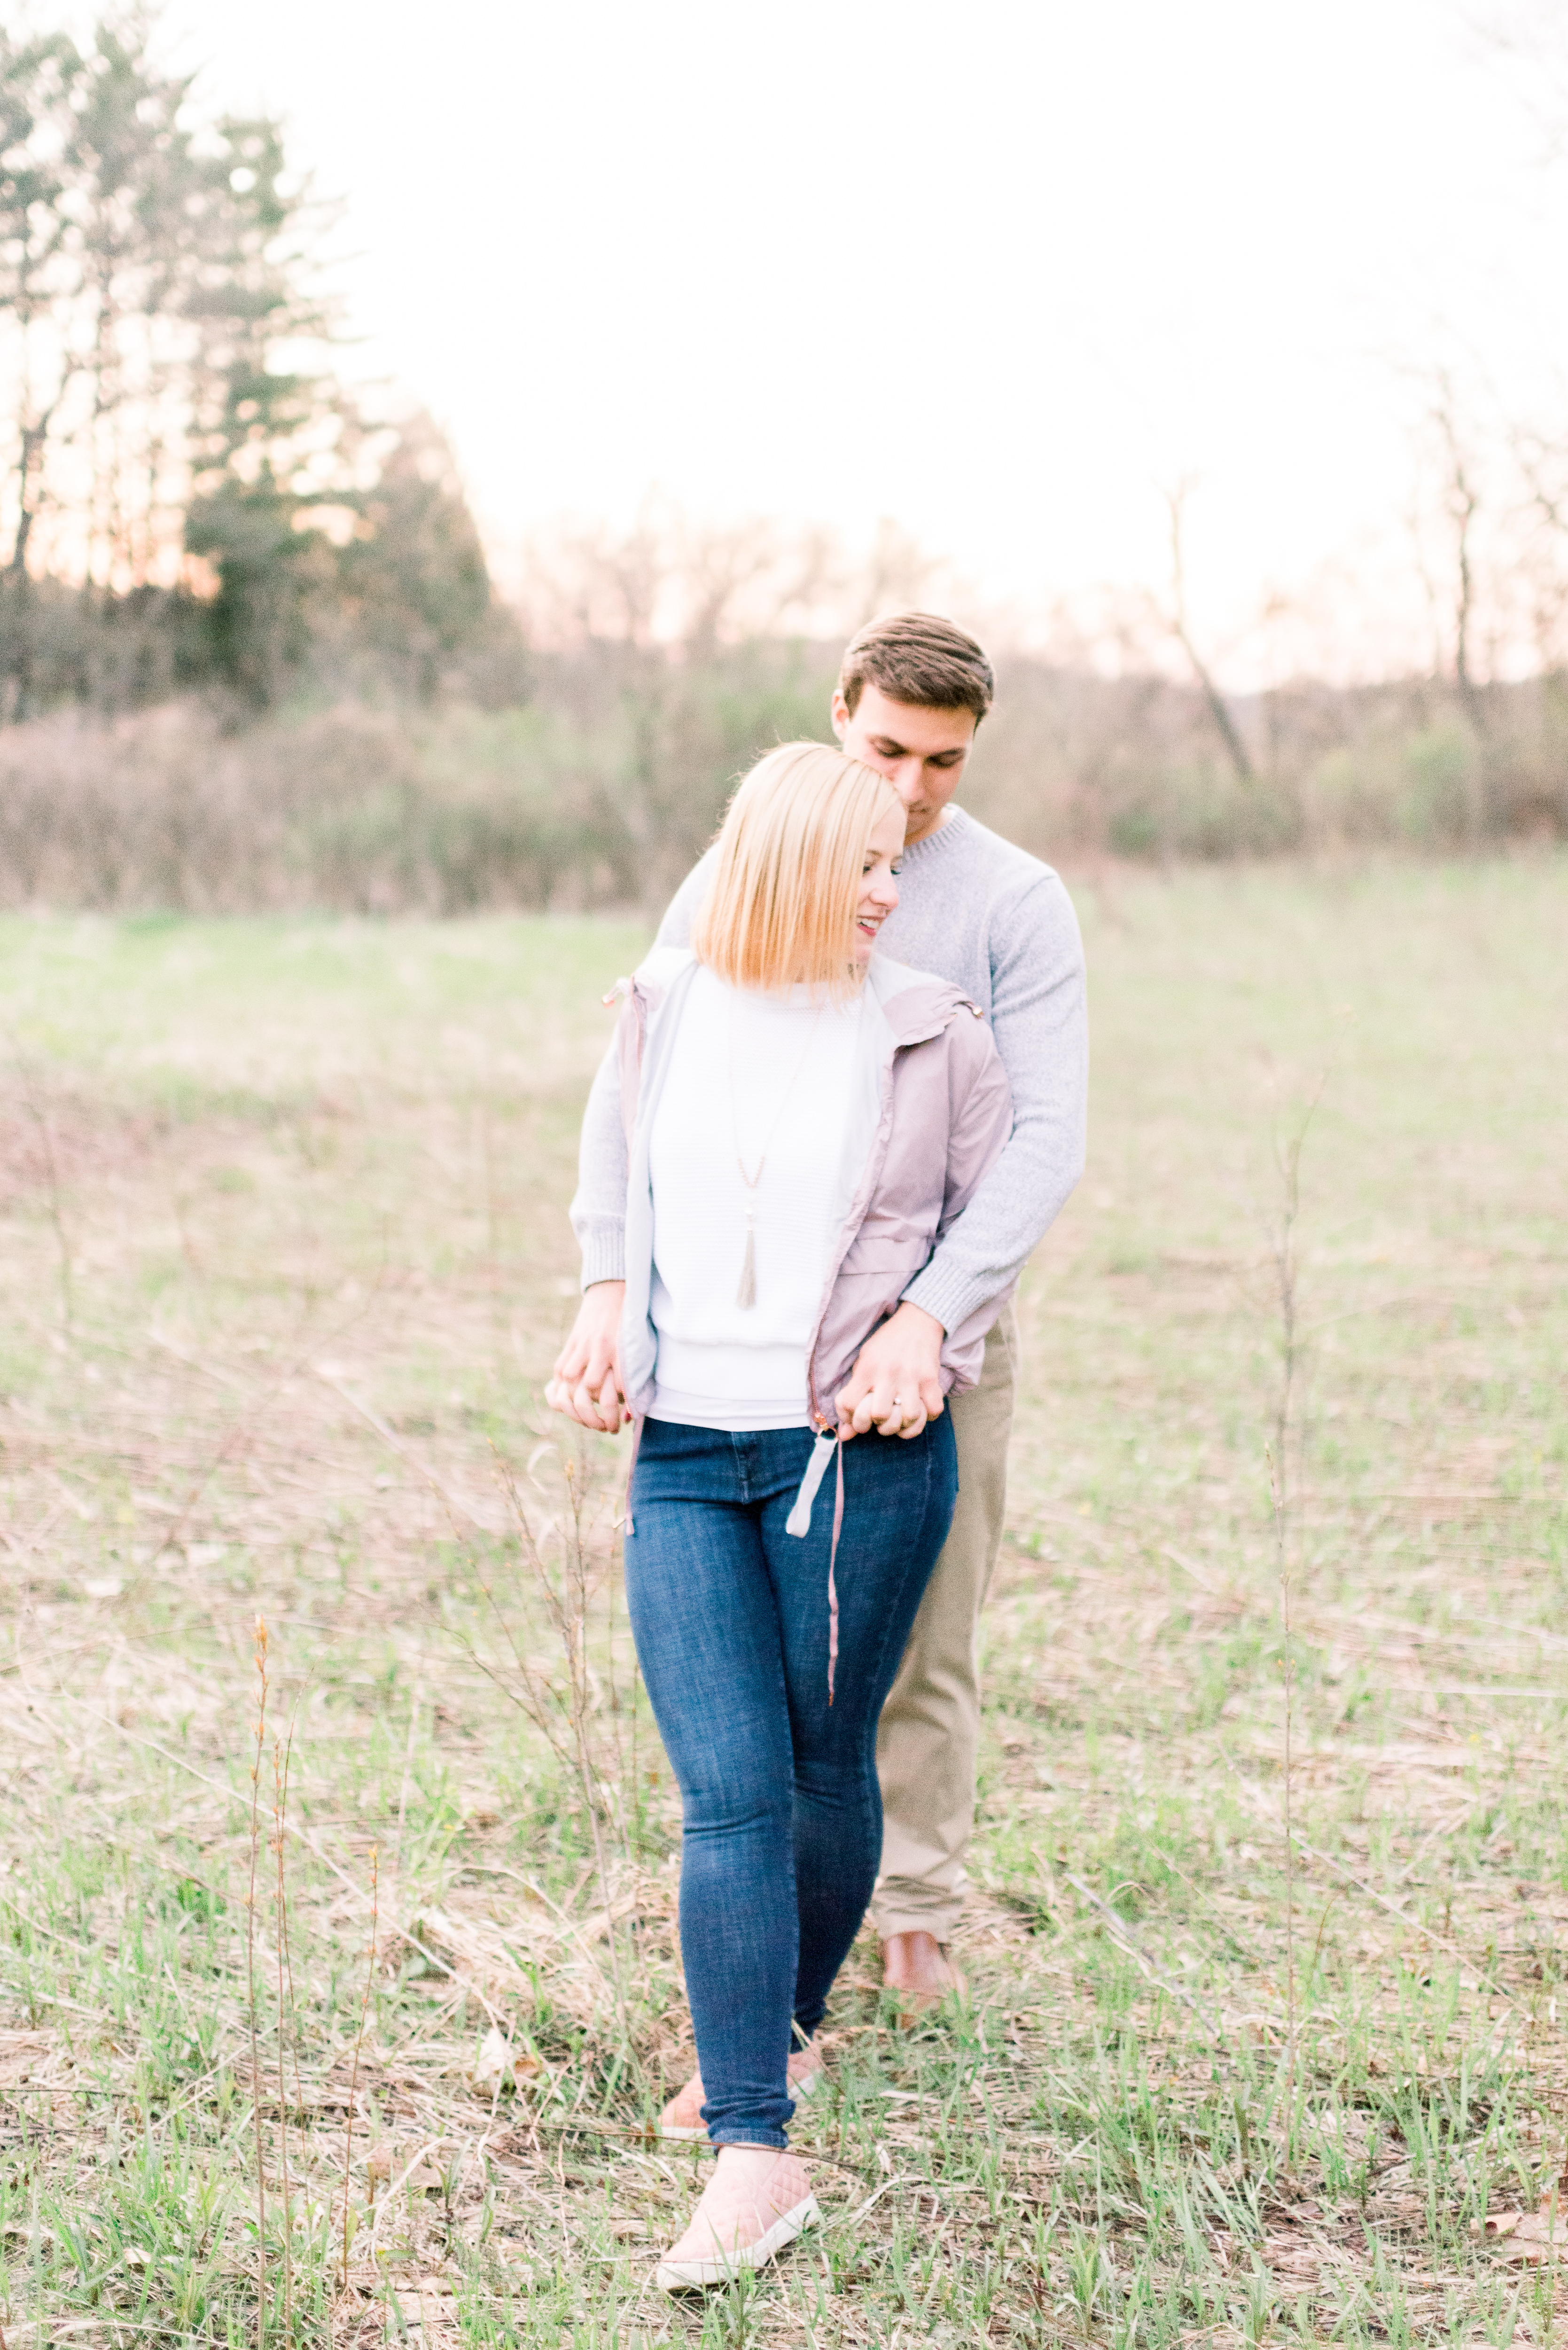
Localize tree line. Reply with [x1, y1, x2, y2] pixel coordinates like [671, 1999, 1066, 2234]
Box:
[2, 14, 1565, 899]
[0, 15, 519, 719]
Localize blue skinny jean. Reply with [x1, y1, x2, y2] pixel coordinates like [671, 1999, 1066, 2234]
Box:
[624, 1413, 959, 2148]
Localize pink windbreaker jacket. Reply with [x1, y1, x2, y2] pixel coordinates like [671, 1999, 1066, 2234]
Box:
[595, 948, 1015, 1694]
[603, 947, 1016, 1430]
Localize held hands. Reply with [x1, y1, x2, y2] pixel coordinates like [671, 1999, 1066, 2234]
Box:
[546, 1280, 629, 1433]
[549, 1284, 944, 1442]
[834, 1300, 945, 1441]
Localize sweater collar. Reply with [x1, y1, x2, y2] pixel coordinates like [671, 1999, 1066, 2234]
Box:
[900, 804, 972, 865]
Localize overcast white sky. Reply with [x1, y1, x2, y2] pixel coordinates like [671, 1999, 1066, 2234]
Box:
[164, 0, 1567, 667]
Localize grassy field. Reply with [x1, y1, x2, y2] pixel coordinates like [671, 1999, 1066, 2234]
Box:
[0, 857, 1565, 2348]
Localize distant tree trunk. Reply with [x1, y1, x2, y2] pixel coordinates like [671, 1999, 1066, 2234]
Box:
[1429, 390, 1488, 737]
[6, 413, 59, 721]
[1162, 483, 1256, 785]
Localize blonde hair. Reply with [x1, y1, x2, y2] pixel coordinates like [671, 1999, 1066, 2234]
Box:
[691, 742, 902, 996]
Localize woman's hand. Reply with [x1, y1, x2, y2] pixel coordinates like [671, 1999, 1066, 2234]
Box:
[548, 1280, 629, 1432]
[835, 1301, 944, 1441]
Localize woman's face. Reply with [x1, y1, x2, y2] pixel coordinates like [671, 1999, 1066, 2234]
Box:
[851, 800, 905, 965]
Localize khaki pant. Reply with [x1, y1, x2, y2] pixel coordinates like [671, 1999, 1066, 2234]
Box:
[871, 1305, 1017, 1943]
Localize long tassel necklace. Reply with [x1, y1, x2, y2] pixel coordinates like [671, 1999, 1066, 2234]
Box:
[729, 992, 827, 1309]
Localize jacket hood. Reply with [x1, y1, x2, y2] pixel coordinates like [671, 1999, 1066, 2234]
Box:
[629, 946, 979, 1036]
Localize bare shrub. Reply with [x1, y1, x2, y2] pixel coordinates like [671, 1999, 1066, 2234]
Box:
[0, 703, 634, 914]
[0, 655, 1563, 920]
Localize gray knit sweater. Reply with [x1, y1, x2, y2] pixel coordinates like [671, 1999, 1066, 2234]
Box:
[569, 806, 1088, 1334]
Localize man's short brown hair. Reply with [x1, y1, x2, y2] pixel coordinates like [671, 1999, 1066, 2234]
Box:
[838, 611, 995, 723]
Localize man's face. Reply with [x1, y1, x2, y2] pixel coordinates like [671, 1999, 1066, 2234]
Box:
[832, 682, 977, 846]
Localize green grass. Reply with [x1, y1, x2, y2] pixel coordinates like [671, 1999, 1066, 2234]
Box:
[0, 859, 1565, 2346]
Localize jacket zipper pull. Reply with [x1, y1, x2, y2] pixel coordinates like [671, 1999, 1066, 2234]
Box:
[785, 1430, 839, 1539]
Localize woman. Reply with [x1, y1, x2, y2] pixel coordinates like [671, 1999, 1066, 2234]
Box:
[550, 742, 1013, 2288]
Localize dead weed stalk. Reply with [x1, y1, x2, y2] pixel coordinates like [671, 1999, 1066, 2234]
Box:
[269, 1723, 297, 2341]
[1266, 1071, 1326, 2105]
[245, 1617, 269, 2349]
[453, 1440, 631, 2022]
[6, 1032, 74, 1329]
[341, 1843, 378, 2291]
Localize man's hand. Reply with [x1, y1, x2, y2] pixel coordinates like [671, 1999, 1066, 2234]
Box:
[835, 1300, 945, 1440]
[546, 1280, 628, 1433]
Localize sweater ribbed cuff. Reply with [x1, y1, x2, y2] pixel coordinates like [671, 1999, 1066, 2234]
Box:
[901, 1256, 991, 1337]
[577, 1225, 627, 1290]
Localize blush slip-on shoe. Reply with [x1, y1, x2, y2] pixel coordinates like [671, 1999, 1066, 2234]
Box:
[655, 2149, 819, 2290]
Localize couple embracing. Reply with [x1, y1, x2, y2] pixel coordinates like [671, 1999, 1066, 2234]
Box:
[550, 612, 1087, 2287]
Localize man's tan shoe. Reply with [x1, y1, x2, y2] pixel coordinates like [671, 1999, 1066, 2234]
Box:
[655, 2146, 819, 2290]
[658, 2045, 827, 2142]
[881, 1929, 967, 2014]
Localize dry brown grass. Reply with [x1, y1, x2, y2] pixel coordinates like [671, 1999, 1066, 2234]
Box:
[0, 861, 1564, 2344]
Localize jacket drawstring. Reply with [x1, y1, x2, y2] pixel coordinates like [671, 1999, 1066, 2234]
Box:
[621, 1412, 644, 1537]
[827, 1439, 844, 1704]
[786, 1427, 845, 1703]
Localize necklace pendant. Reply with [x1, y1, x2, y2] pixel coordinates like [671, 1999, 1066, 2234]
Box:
[728, 988, 827, 1316]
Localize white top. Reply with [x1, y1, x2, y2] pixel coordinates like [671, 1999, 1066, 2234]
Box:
[646, 965, 863, 1429]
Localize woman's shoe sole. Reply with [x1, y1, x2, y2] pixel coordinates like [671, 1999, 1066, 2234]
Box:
[654, 2193, 820, 2289]
[658, 2066, 824, 2142]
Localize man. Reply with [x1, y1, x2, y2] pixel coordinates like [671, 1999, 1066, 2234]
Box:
[554, 611, 1088, 2007]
